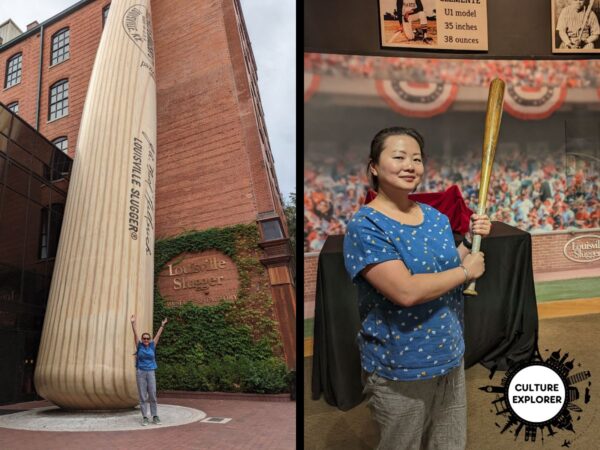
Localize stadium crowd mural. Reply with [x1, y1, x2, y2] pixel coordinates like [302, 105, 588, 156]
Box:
[304, 54, 600, 253]
[304, 145, 599, 253]
[304, 53, 600, 89]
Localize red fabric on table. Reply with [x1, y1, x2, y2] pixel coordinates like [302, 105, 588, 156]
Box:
[364, 185, 473, 234]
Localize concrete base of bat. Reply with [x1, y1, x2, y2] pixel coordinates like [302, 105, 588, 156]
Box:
[0, 404, 206, 431]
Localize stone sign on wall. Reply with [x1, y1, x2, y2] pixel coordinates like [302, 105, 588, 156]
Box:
[158, 250, 240, 307]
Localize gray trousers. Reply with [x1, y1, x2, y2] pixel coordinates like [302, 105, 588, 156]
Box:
[136, 369, 158, 418]
[362, 362, 466, 450]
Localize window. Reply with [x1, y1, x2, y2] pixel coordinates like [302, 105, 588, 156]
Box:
[5, 53, 22, 88]
[39, 208, 49, 260]
[39, 203, 65, 259]
[49, 79, 68, 121]
[43, 143, 72, 181]
[7, 102, 19, 114]
[51, 146, 72, 180]
[51, 28, 70, 65]
[103, 5, 111, 27]
[260, 218, 284, 241]
[52, 136, 68, 153]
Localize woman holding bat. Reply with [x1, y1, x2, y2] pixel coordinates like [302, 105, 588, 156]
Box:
[344, 126, 491, 449]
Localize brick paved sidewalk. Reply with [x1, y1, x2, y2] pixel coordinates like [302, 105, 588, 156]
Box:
[0, 396, 296, 450]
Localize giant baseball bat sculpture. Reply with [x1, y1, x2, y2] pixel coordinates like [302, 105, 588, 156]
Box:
[34, 0, 156, 409]
[463, 78, 505, 296]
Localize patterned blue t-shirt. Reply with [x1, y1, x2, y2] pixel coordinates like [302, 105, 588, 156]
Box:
[343, 203, 464, 381]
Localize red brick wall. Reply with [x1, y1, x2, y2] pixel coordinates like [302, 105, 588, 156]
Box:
[38, 1, 108, 159]
[304, 254, 318, 306]
[153, 0, 260, 236]
[224, 0, 273, 217]
[0, 1, 108, 158]
[0, 0, 286, 237]
[1, 39, 39, 126]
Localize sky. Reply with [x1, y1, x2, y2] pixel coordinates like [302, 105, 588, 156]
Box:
[1, 0, 296, 201]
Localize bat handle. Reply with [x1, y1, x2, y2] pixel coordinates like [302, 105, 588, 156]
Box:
[463, 233, 482, 296]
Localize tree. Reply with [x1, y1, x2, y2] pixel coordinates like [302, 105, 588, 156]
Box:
[283, 193, 296, 283]
[284, 192, 296, 257]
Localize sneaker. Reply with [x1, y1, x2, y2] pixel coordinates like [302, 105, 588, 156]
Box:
[152, 416, 161, 424]
[142, 417, 149, 426]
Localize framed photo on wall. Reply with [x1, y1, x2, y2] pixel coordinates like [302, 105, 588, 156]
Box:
[378, 0, 488, 51]
[552, 0, 600, 53]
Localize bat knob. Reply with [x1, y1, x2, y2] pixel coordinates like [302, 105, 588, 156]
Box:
[463, 288, 478, 296]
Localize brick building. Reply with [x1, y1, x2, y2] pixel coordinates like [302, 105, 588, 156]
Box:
[0, 0, 295, 373]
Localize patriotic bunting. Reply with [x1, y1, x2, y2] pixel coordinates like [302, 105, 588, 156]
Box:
[503, 84, 567, 120]
[375, 80, 458, 118]
[304, 73, 320, 102]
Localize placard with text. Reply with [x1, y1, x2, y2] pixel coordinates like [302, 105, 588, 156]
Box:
[379, 0, 488, 51]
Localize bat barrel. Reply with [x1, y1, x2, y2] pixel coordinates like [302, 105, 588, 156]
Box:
[464, 78, 505, 297]
[477, 78, 505, 212]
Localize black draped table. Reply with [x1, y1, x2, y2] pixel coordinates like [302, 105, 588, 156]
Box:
[311, 221, 539, 411]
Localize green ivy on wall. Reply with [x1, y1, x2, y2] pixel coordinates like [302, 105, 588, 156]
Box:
[152, 224, 290, 394]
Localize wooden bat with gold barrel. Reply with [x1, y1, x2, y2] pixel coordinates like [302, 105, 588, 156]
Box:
[463, 78, 505, 296]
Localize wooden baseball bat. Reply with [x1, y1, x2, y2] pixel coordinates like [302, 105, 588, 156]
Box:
[577, 0, 596, 43]
[463, 78, 505, 296]
[34, 0, 157, 409]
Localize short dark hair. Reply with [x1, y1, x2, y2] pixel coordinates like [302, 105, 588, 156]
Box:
[367, 127, 426, 191]
[142, 333, 151, 339]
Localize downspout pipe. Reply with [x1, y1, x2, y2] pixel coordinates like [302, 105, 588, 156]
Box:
[35, 24, 44, 130]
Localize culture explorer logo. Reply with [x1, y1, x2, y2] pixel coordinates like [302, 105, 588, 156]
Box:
[480, 349, 592, 444]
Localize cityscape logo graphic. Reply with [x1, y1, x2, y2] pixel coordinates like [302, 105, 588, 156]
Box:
[480, 349, 591, 446]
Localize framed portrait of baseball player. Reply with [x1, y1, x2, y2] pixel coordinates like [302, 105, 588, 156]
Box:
[552, 0, 600, 53]
[378, 0, 489, 51]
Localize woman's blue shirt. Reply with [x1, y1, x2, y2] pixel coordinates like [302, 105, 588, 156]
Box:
[343, 203, 464, 381]
[136, 341, 158, 371]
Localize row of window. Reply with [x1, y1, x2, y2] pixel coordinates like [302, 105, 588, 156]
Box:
[3, 7, 109, 157]
[4, 28, 68, 90]
[3, 4, 110, 89]
[6, 78, 69, 122]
